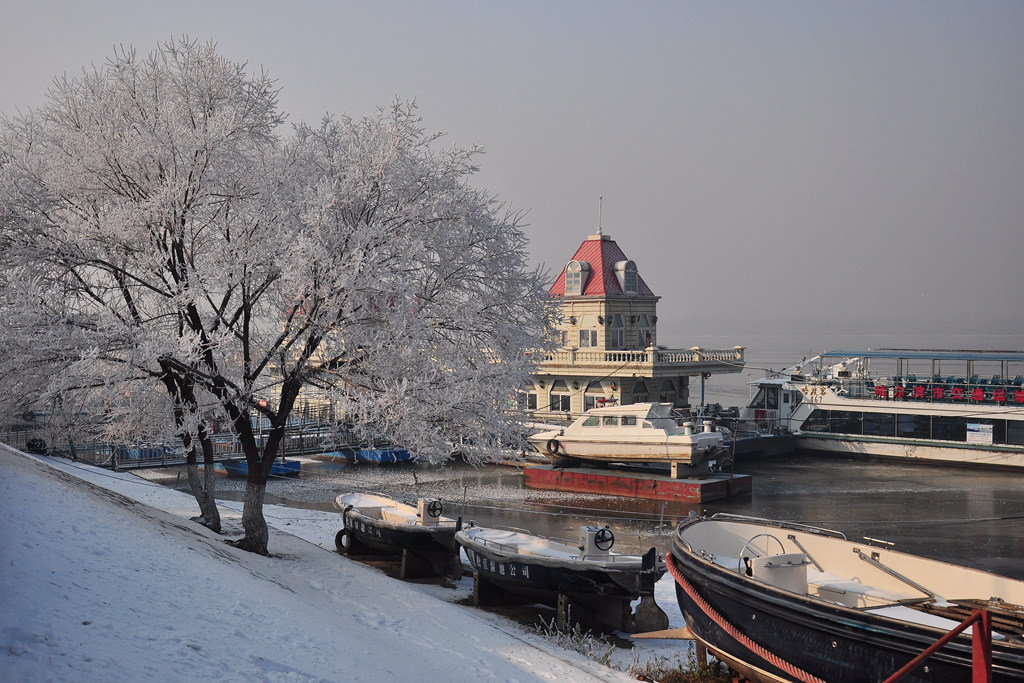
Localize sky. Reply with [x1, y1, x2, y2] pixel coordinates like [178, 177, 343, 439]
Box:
[1, 446, 686, 681]
[3, 1, 1023, 346]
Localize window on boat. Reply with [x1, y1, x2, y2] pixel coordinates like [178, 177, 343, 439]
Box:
[831, 411, 863, 435]
[749, 386, 768, 410]
[862, 412, 896, 437]
[800, 409, 830, 433]
[622, 416, 637, 426]
[1008, 421, 1024, 446]
[932, 416, 967, 442]
[896, 413, 930, 439]
[602, 416, 619, 426]
[582, 416, 600, 427]
[642, 421, 654, 428]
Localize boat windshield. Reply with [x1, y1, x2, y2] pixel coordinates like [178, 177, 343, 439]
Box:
[622, 416, 637, 426]
[603, 416, 619, 426]
[582, 416, 599, 427]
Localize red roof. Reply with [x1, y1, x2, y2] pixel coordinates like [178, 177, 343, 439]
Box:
[548, 234, 655, 297]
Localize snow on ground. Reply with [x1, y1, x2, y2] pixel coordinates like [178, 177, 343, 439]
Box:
[0, 445, 692, 682]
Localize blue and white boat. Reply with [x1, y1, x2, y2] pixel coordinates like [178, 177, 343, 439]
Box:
[740, 349, 1024, 468]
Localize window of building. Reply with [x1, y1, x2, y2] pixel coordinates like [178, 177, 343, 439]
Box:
[637, 314, 651, 348]
[610, 314, 624, 348]
[613, 260, 638, 293]
[659, 379, 676, 404]
[548, 380, 571, 412]
[564, 260, 591, 296]
[579, 329, 598, 347]
[632, 380, 649, 403]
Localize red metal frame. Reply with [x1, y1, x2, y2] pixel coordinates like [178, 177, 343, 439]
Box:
[883, 609, 992, 682]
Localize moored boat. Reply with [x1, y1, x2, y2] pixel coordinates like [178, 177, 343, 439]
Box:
[528, 401, 728, 473]
[221, 458, 302, 477]
[456, 524, 669, 633]
[669, 513, 1024, 682]
[334, 492, 462, 578]
[739, 349, 1024, 468]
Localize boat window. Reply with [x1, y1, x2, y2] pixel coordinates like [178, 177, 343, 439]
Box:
[582, 416, 600, 427]
[831, 411, 862, 435]
[765, 387, 779, 409]
[642, 421, 654, 429]
[622, 416, 637, 426]
[602, 416, 619, 426]
[862, 413, 895, 437]
[800, 409, 830, 433]
[1007, 421, 1024, 446]
[932, 416, 967, 442]
[896, 413, 930, 439]
[749, 387, 767, 410]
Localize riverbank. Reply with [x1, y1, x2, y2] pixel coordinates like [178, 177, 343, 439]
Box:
[0, 445, 691, 682]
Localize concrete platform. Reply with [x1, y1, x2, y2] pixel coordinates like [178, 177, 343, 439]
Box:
[523, 465, 751, 503]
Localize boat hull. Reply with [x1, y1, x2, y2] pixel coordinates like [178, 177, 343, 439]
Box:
[341, 508, 459, 557]
[458, 535, 662, 603]
[221, 460, 301, 477]
[796, 433, 1024, 469]
[669, 518, 1024, 682]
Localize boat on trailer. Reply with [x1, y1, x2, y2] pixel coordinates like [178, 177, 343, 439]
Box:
[739, 349, 1024, 468]
[669, 513, 1024, 682]
[333, 493, 462, 579]
[456, 524, 669, 633]
[528, 401, 728, 474]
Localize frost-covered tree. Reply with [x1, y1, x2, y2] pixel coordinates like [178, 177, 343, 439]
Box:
[0, 37, 552, 554]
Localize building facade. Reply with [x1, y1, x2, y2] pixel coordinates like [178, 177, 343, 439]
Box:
[529, 229, 744, 421]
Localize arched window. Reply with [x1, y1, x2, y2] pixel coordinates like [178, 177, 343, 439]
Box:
[548, 380, 571, 412]
[610, 314, 624, 348]
[614, 260, 638, 293]
[564, 260, 591, 296]
[637, 314, 651, 348]
[659, 379, 676, 405]
[632, 380, 649, 403]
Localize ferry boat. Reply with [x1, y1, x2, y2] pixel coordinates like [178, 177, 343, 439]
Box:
[527, 401, 728, 471]
[739, 349, 1024, 468]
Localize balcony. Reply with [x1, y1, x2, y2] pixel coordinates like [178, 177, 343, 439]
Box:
[539, 346, 745, 376]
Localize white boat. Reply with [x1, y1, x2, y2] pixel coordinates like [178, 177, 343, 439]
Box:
[669, 513, 1024, 681]
[456, 523, 668, 633]
[739, 349, 1024, 468]
[527, 401, 728, 471]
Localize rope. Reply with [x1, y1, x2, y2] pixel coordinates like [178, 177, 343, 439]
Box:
[665, 551, 827, 683]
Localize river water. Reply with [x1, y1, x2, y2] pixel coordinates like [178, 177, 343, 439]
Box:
[142, 451, 1024, 581]
[141, 334, 1023, 580]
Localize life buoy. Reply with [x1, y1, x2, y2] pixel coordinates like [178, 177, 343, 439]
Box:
[546, 438, 561, 454]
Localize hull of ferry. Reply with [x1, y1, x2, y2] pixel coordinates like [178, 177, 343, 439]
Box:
[796, 433, 1024, 469]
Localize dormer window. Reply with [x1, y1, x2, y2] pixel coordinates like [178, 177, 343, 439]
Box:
[564, 260, 591, 295]
[614, 260, 638, 293]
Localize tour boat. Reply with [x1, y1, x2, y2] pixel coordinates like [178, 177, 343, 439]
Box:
[333, 493, 462, 578]
[527, 402, 728, 470]
[669, 513, 1024, 682]
[456, 523, 669, 633]
[739, 349, 1024, 468]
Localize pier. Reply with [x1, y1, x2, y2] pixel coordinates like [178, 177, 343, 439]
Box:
[523, 465, 751, 503]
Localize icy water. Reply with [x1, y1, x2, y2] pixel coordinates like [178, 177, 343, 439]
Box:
[143, 451, 1024, 581]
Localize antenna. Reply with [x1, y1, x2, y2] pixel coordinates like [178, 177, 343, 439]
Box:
[597, 195, 603, 235]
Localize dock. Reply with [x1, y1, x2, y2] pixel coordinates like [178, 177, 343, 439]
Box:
[523, 465, 751, 503]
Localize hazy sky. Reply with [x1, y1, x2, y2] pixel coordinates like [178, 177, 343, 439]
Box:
[3, 1, 1022, 347]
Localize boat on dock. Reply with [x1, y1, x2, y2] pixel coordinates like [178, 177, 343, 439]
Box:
[739, 349, 1024, 468]
[669, 513, 1024, 682]
[528, 402, 729, 474]
[456, 524, 669, 633]
[221, 458, 301, 477]
[333, 493, 462, 579]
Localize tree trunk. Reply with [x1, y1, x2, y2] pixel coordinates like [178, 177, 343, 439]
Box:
[234, 474, 269, 555]
[182, 432, 222, 533]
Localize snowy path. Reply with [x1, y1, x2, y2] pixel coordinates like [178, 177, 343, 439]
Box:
[1, 446, 689, 681]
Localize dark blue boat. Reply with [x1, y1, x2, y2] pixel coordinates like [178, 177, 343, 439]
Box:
[221, 459, 301, 477]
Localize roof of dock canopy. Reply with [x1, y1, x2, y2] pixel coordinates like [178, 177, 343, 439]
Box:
[822, 349, 1024, 362]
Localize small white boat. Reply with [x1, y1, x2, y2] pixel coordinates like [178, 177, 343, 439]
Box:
[528, 402, 727, 471]
[669, 514, 1024, 681]
[333, 492, 462, 578]
[456, 524, 668, 633]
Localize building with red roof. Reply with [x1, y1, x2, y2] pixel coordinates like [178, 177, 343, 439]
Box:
[530, 228, 744, 420]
